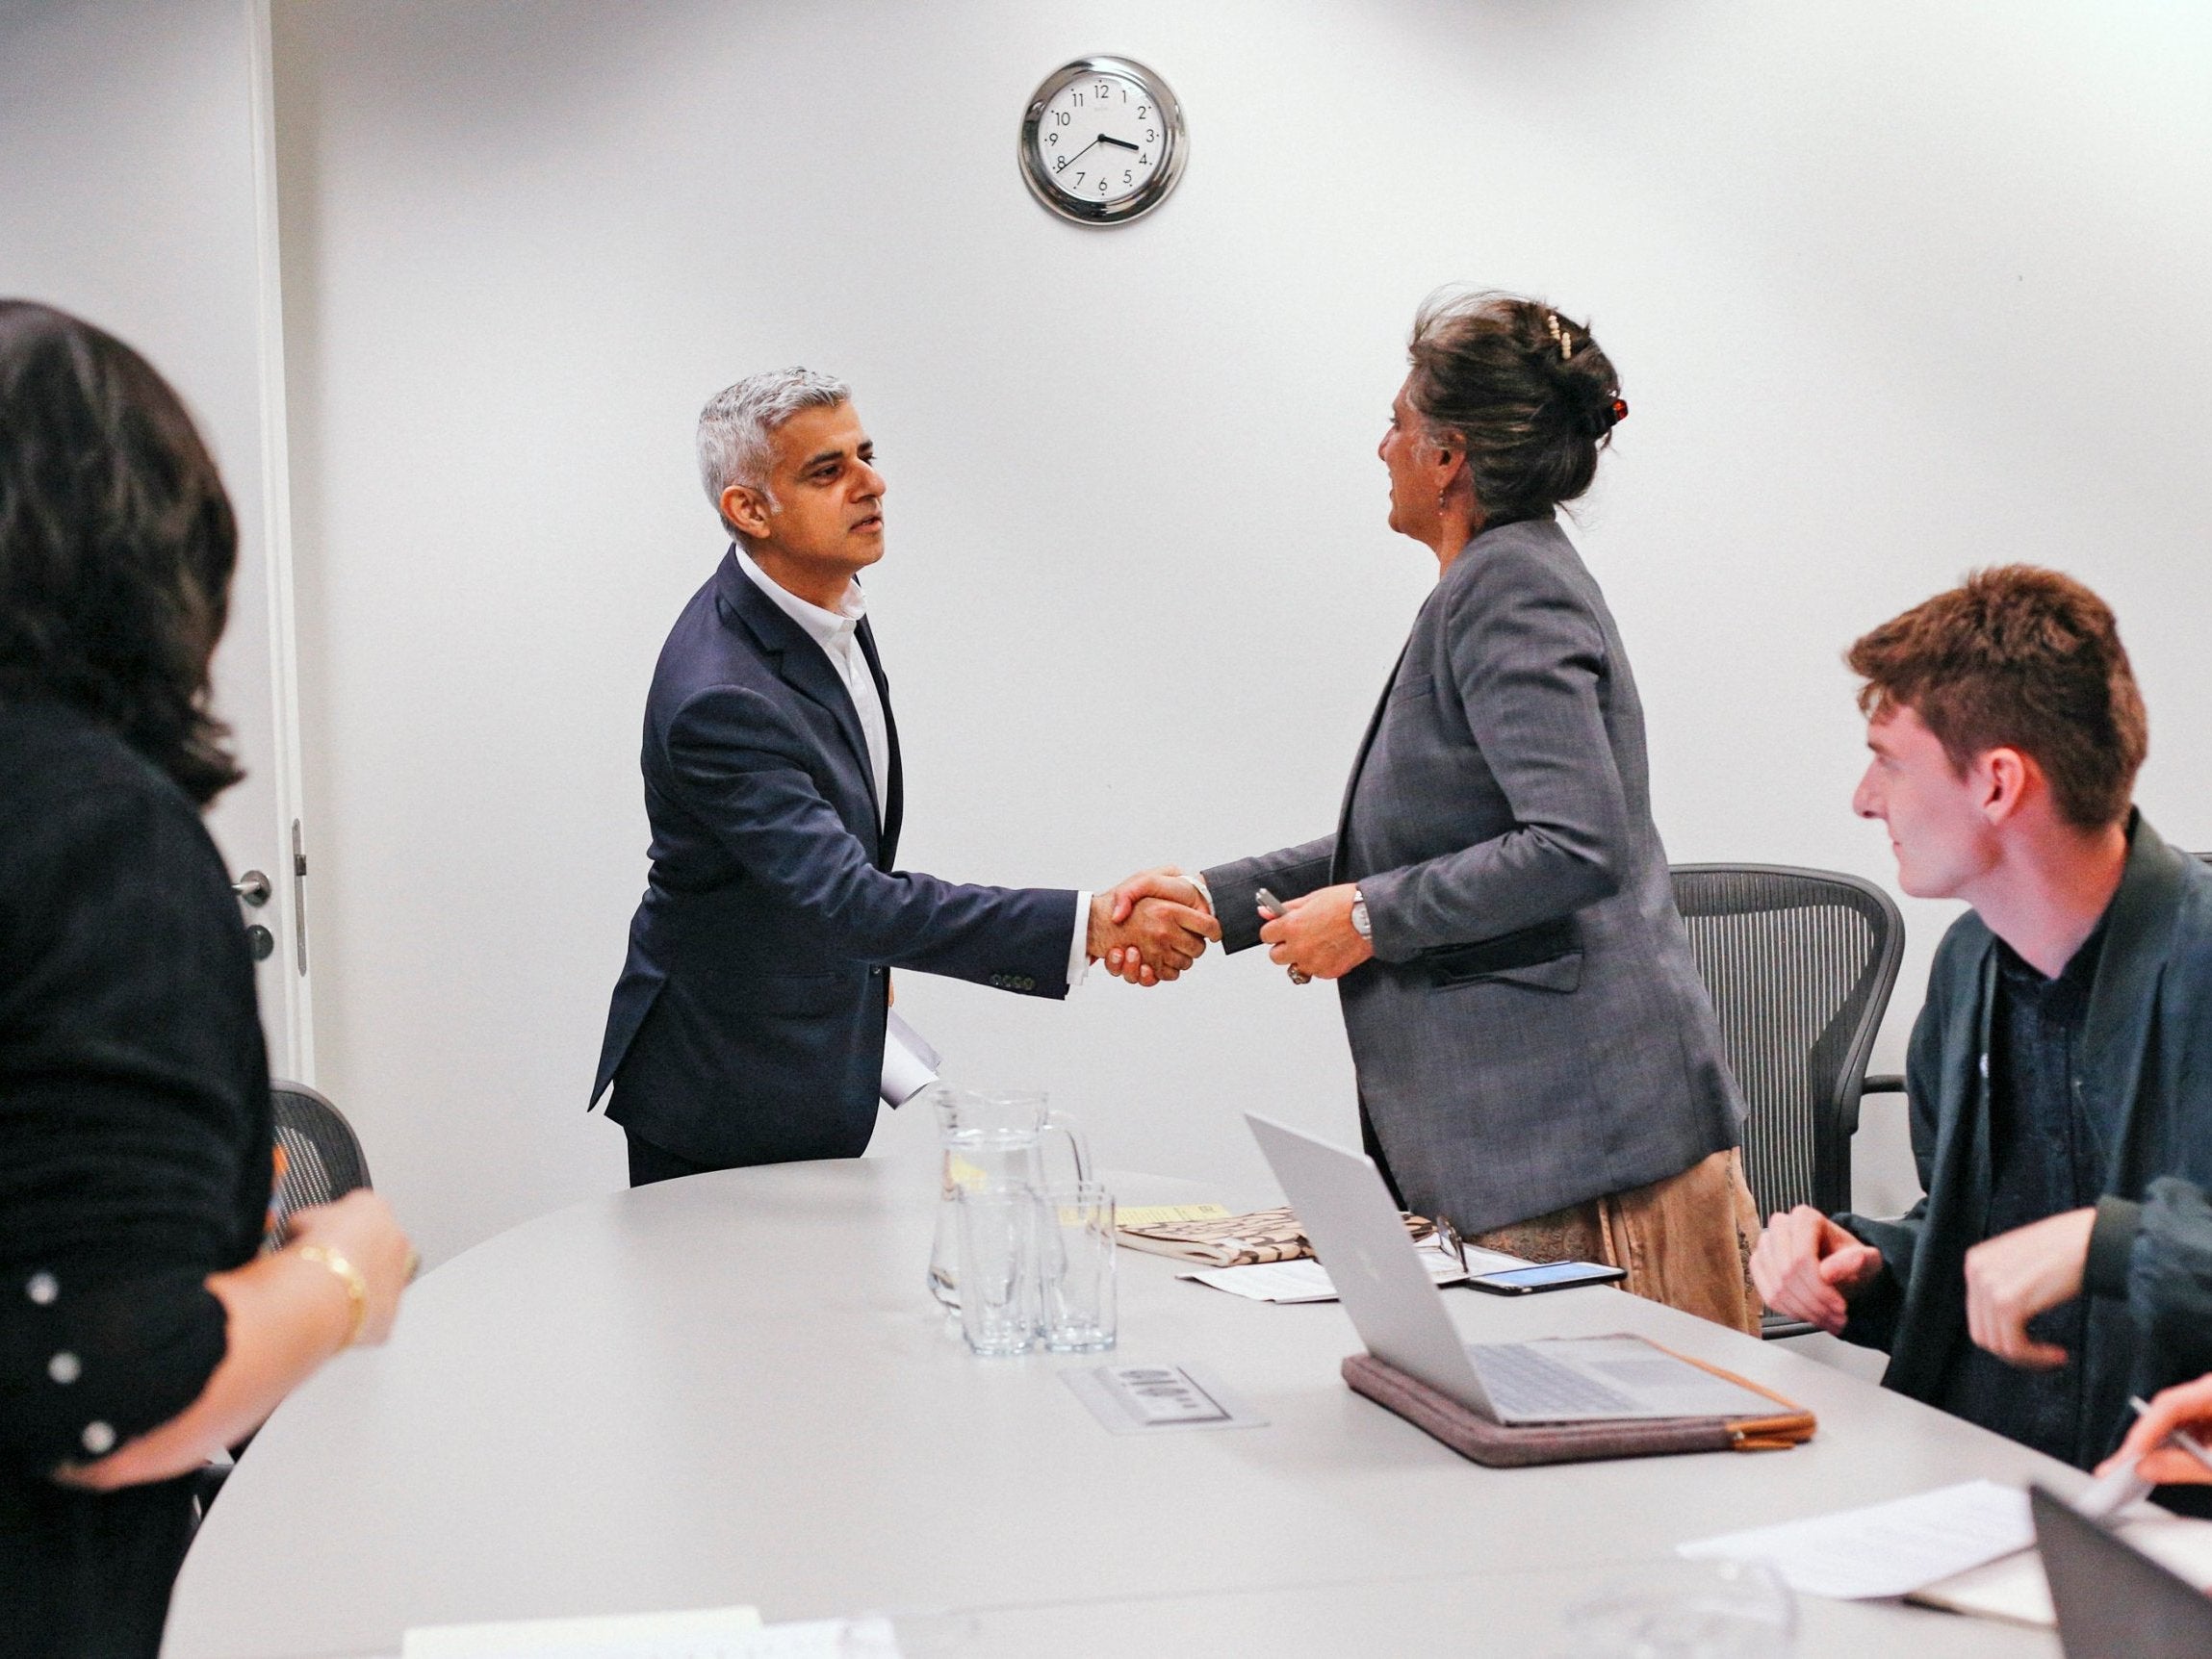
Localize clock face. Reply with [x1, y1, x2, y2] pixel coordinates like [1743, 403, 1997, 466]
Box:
[1019, 58, 1186, 226]
[1038, 70, 1165, 207]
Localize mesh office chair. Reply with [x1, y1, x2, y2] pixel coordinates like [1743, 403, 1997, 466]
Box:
[196, 1082, 373, 1523]
[1669, 865, 1907, 1338]
[270, 1080, 373, 1232]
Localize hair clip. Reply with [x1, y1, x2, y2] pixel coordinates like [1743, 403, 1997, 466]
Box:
[1608, 396, 1629, 426]
[1546, 311, 1572, 360]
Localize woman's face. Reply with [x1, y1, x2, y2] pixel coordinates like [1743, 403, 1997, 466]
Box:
[1378, 377, 1447, 547]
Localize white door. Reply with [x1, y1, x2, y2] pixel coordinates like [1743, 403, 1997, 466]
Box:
[0, 0, 312, 1076]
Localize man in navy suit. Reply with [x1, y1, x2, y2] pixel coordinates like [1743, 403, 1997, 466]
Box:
[593, 369, 1215, 1185]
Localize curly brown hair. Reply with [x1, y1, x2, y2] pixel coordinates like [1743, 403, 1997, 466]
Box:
[1404, 289, 1625, 523]
[1847, 565, 2146, 831]
[0, 300, 241, 805]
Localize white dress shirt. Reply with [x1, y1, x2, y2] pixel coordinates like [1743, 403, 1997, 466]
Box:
[736, 549, 1090, 987]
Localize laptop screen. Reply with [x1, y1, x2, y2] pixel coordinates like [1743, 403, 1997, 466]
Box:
[2032, 1485, 2212, 1657]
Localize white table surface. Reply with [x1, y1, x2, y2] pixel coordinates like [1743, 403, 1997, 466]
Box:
[164, 1148, 2071, 1658]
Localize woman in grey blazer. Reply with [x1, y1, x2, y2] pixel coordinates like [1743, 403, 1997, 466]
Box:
[1196, 293, 1758, 1330]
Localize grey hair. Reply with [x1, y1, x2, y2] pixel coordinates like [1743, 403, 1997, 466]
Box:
[697, 366, 851, 534]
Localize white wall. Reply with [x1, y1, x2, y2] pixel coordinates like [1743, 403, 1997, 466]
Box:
[270, 1, 2212, 1266]
[0, 0, 310, 1073]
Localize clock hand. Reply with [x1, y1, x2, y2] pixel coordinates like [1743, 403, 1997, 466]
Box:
[1098, 135, 1140, 153]
[1056, 135, 1102, 170]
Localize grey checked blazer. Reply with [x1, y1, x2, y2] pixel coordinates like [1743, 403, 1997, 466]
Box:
[1206, 516, 1743, 1235]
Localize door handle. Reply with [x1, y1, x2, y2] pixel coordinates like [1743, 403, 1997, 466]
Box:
[231, 870, 272, 907]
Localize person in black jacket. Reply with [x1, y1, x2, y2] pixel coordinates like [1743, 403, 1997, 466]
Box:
[0, 300, 415, 1658]
[1753, 567, 2212, 1483]
[2097, 1178, 2212, 1488]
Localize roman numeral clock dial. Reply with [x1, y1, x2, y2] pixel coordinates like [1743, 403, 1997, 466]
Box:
[1019, 57, 1188, 226]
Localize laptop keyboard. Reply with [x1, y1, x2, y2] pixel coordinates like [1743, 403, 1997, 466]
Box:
[1468, 1341, 1637, 1417]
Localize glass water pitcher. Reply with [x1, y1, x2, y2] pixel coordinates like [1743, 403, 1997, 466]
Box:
[928, 1087, 1089, 1310]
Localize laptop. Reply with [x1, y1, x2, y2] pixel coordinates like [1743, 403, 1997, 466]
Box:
[2032, 1484, 2212, 1657]
[1247, 1113, 1779, 1425]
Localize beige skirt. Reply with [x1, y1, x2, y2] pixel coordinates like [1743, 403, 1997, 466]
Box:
[1469, 1148, 1765, 1335]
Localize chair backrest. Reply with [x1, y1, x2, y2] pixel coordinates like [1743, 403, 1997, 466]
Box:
[270, 1080, 373, 1233]
[1669, 865, 1905, 1219]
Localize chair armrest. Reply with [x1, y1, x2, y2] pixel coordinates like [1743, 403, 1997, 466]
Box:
[1840, 1073, 1907, 1139]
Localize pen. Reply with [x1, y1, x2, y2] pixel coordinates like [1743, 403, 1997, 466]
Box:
[2128, 1394, 2212, 1480]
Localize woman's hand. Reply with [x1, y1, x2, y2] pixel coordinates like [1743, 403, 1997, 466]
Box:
[54, 1190, 417, 1492]
[1260, 884, 1375, 982]
[286, 1189, 414, 1346]
[2099, 1374, 2212, 1487]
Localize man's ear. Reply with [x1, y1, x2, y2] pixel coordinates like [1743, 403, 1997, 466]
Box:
[1978, 747, 2038, 825]
[720, 482, 773, 541]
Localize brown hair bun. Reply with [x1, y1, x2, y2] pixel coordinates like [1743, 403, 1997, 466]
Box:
[1405, 289, 1625, 523]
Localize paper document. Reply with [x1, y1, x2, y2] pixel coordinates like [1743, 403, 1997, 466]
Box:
[403, 1611, 901, 1659]
[1679, 1479, 2033, 1600]
[878, 1011, 941, 1108]
[401, 1605, 762, 1658]
[731, 1618, 899, 1657]
[1180, 1244, 1505, 1304]
[1914, 1514, 2212, 1627]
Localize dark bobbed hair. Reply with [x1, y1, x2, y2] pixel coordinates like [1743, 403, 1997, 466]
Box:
[1848, 565, 2147, 831]
[0, 300, 241, 805]
[1404, 289, 1625, 523]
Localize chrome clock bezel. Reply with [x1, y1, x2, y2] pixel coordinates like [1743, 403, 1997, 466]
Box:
[1018, 56, 1188, 227]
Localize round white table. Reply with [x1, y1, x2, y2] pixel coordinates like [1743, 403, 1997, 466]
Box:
[166, 1147, 2064, 1657]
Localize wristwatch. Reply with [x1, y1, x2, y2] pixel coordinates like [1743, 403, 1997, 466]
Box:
[1350, 886, 1372, 940]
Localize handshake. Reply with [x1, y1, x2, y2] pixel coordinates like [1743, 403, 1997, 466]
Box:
[1084, 867, 1218, 986]
[1081, 867, 1379, 987]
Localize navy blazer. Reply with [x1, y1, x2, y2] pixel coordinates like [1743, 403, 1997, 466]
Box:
[593, 549, 1077, 1168]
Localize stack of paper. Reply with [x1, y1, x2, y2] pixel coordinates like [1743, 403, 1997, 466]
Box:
[1678, 1480, 2035, 1600]
[1915, 1515, 2212, 1627]
[400, 1609, 902, 1658]
[1118, 1205, 1445, 1267]
[1178, 1244, 1510, 1303]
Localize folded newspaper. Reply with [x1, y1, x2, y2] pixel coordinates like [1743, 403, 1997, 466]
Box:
[1116, 1204, 1438, 1267]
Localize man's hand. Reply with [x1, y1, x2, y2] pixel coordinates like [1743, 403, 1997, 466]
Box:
[1090, 868, 1219, 984]
[1749, 1204, 1888, 1335]
[1963, 1206, 2094, 1370]
[2099, 1374, 2212, 1487]
[1259, 883, 1373, 982]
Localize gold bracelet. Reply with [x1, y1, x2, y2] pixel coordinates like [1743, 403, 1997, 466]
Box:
[296, 1244, 368, 1347]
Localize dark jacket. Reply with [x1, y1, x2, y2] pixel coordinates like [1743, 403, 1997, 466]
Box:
[0, 699, 271, 1659]
[1838, 814, 2212, 1468]
[1204, 516, 1741, 1234]
[2084, 1176, 2212, 1395]
[592, 550, 1077, 1169]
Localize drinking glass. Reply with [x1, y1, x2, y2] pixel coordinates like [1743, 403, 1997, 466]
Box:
[955, 1186, 1040, 1356]
[1036, 1183, 1117, 1352]
[1556, 1559, 1796, 1658]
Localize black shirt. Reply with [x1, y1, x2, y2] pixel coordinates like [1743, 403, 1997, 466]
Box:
[1935, 921, 2116, 1464]
[0, 699, 271, 1659]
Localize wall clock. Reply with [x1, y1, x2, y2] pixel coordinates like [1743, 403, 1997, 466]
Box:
[1018, 57, 1188, 226]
